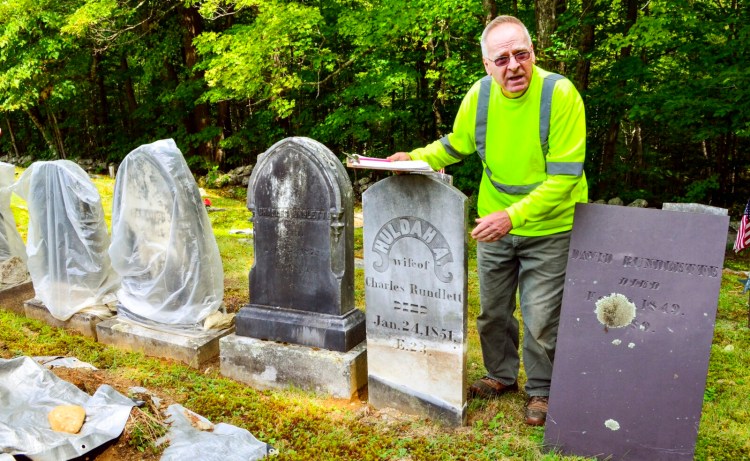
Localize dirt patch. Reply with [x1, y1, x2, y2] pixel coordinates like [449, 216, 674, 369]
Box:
[47, 367, 171, 461]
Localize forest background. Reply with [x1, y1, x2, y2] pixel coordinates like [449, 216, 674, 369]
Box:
[0, 0, 748, 212]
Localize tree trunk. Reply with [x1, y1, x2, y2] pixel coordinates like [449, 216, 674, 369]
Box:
[574, 0, 595, 91]
[180, 5, 214, 163]
[120, 55, 138, 116]
[535, 0, 565, 70]
[483, 0, 497, 24]
[26, 107, 58, 157]
[4, 116, 21, 160]
[91, 51, 109, 158]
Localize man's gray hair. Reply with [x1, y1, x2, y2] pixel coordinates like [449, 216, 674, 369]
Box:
[480, 16, 533, 57]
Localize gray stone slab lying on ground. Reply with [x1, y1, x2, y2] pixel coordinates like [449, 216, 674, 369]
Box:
[363, 174, 468, 426]
[24, 298, 104, 339]
[0, 281, 34, 316]
[545, 203, 728, 461]
[96, 317, 233, 369]
[220, 334, 367, 400]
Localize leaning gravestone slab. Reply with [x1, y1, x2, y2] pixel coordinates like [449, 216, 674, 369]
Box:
[235, 137, 365, 352]
[363, 174, 468, 426]
[545, 203, 728, 460]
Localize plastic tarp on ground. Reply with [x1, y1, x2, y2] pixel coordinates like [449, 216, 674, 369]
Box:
[159, 404, 273, 461]
[0, 356, 135, 460]
[109, 139, 224, 328]
[14, 161, 120, 321]
[0, 162, 25, 263]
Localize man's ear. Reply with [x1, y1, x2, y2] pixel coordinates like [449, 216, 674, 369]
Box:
[530, 45, 536, 64]
[483, 57, 492, 75]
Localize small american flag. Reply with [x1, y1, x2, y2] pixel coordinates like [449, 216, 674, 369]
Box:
[734, 199, 750, 253]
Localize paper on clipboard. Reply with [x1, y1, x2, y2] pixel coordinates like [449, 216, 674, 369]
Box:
[345, 154, 432, 172]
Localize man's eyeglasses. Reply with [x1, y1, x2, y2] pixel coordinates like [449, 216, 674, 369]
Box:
[491, 51, 531, 67]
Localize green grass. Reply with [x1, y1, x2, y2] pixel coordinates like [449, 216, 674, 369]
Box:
[1, 171, 749, 460]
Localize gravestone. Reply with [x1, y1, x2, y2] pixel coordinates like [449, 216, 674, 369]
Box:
[15, 161, 119, 330]
[363, 174, 468, 426]
[545, 203, 728, 460]
[222, 137, 366, 398]
[0, 162, 32, 315]
[97, 139, 230, 368]
[234, 137, 365, 351]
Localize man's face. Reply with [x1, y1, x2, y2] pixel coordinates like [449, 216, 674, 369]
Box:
[482, 24, 536, 98]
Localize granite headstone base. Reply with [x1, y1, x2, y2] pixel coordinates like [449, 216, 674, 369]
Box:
[220, 335, 367, 400]
[235, 304, 366, 353]
[0, 281, 34, 315]
[23, 298, 104, 339]
[96, 316, 234, 369]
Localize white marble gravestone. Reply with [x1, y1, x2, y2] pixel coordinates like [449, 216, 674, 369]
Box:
[363, 174, 468, 426]
[15, 161, 119, 328]
[545, 203, 728, 460]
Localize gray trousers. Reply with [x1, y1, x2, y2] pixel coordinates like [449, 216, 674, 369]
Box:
[476, 230, 571, 396]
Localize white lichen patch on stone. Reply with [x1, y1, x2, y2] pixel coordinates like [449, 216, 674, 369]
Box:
[594, 293, 636, 328]
[611, 339, 622, 346]
[628, 342, 636, 349]
[604, 419, 620, 431]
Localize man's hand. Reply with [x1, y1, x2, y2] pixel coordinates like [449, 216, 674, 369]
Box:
[471, 210, 513, 242]
[387, 152, 411, 162]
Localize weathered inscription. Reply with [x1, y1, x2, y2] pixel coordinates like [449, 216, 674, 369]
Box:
[372, 216, 454, 282]
[618, 278, 660, 290]
[571, 249, 613, 263]
[372, 315, 458, 344]
[254, 207, 329, 220]
[622, 256, 719, 277]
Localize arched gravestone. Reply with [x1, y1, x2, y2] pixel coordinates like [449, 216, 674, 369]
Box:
[363, 174, 468, 426]
[109, 139, 224, 328]
[0, 162, 25, 263]
[235, 137, 365, 352]
[14, 161, 119, 321]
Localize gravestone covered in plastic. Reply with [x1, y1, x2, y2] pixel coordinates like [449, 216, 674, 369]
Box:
[109, 139, 224, 328]
[235, 137, 365, 352]
[14, 161, 119, 321]
[0, 162, 25, 263]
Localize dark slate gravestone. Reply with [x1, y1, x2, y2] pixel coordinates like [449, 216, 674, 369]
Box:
[235, 137, 365, 352]
[363, 174, 468, 426]
[545, 203, 728, 461]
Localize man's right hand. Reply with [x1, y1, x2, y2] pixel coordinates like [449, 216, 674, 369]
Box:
[387, 152, 411, 162]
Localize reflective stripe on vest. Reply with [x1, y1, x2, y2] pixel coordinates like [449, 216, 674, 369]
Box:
[473, 73, 576, 195]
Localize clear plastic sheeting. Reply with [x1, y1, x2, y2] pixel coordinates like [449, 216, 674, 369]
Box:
[109, 139, 224, 329]
[159, 404, 274, 461]
[14, 161, 120, 321]
[0, 162, 25, 263]
[0, 356, 135, 461]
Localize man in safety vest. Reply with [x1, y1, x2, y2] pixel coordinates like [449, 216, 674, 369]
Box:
[388, 15, 587, 426]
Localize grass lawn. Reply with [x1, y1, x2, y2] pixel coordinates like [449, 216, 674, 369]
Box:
[1, 169, 749, 460]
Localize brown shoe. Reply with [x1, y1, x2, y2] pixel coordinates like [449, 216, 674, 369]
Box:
[468, 376, 518, 399]
[525, 396, 549, 426]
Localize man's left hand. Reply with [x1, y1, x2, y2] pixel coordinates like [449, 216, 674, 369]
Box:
[471, 210, 513, 242]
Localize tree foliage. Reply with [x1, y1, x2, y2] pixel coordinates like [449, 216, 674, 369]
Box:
[0, 0, 749, 210]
